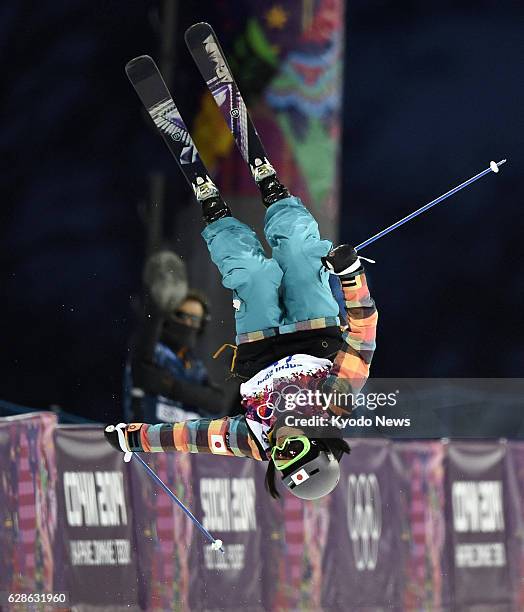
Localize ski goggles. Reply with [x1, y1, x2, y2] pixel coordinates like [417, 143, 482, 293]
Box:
[271, 436, 311, 471]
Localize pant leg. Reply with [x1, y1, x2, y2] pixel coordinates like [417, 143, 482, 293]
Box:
[202, 216, 283, 335]
[264, 196, 339, 325]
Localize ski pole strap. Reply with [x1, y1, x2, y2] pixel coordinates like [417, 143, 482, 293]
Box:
[355, 159, 506, 252]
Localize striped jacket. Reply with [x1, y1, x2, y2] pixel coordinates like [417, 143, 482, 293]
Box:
[322, 267, 378, 414]
[120, 268, 377, 459]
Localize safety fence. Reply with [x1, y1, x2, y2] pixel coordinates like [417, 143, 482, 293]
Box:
[1, 412, 524, 611]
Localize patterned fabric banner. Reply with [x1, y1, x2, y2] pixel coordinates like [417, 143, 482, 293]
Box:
[5, 415, 524, 609]
[194, 0, 344, 239]
[129, 451, 196, 612]
[393, 441, 449, 609]
[0, 412, 57, 595]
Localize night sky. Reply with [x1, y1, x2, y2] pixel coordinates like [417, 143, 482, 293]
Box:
[1, 1, 522, 422]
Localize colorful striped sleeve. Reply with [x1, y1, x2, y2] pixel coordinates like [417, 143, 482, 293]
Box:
[322, 268, 378, 414]
[122, 416, 263, 460]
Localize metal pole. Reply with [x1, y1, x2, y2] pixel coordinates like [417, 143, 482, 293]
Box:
[130, 452, 224, 552]
[355, 159, 506, 252]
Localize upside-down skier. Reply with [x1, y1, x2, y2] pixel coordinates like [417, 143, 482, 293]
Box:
[105, 32, 379, 501]
[106, 22, 506, 504]
[106, 157, 378, 499]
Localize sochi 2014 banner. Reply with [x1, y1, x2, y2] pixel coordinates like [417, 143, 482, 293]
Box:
[321, 438, 401, 609]
[187, 454, 265, 611]
[53, 426, 139, 608]
[6, 412, 524, 610]
[446, 441, 512, 609]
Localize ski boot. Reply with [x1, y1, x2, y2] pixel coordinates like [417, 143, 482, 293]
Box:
[251, 158, 290, 207]
[193, 175, 232, 225]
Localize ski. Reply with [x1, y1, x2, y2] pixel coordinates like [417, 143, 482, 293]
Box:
[125, 54, 221, 203]
[184, 22, 278, 185]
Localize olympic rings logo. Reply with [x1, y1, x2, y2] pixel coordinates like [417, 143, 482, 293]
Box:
[347, 473, 382, 571]
[257, 381, 320, 421]
[255, 384, 304, 420]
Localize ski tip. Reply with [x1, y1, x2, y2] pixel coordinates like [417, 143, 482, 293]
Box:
[125, 55, 155, 74]
[125, 55, 158, 82]
[184, 22, 215, 46]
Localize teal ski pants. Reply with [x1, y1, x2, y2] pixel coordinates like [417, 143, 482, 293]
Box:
[201, 196, 339, 337]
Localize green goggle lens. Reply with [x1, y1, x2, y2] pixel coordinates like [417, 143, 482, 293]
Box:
[271, 436, 311, 471]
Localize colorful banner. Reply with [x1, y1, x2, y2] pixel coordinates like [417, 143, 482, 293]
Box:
[5, 414, 524, 609]
[193, 0, 344, 239]
[393, 441, 449, 610]
[129, 451, 195, 612]
[0, 412, 57, 595]
[53, 426, 139, 608]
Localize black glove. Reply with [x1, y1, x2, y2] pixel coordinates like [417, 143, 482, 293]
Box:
[321, 244, 362, 277]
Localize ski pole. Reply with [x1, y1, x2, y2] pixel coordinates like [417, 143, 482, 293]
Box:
[355, 159, 507, 252]
[110, 424, 225, 553]
[128, 453, 225, 552]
